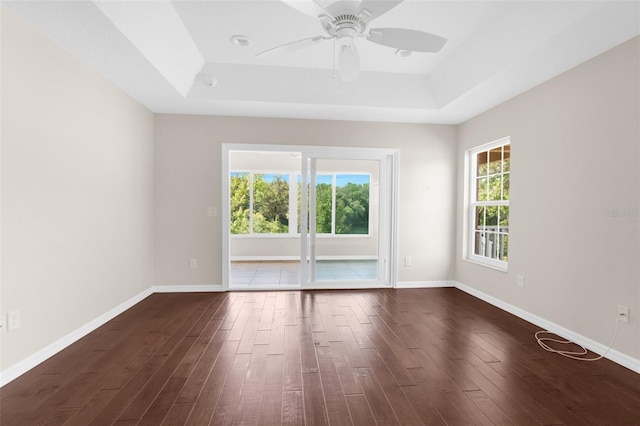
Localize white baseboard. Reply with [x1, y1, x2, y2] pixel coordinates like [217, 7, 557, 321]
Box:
[396, 281, 455, 289]
[152, 285, 224, 293]
[0, 287, 154, 387]
[454, 281, 640, 375]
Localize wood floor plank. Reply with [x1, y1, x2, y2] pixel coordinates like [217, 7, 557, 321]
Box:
[183, 340, 239, 425]
[344, 394, 376, 426]
[353, 367, 399, 425]
[328, 341, 362, 395]
[174, 329, 229, 403]
[401, 384, 447, 426]
[258, 295, 276, 331]
[302, 373, 329, 426]
[233, 345, 268, 425]
[160, 402, 195, 426]
[2, 289, 639, 426]
[299, 317, 320, 374]
[237, 307, 263, 354]
[316, 346, 353, 426]
[282, 390, 305, 426]
[283, 325, 303, 391]
[267, 309, 286, 355]
[208, 352, 251, 426]
[361, 348, 424, 425]
[137, 377, 187, 426]
[115, 335, 198, 423]
[258, 354, 285, 426]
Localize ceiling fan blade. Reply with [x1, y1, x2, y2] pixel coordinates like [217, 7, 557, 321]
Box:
[256, 36, 327, 58]
[367, 28, 447, 52]
[338, 40, 360, 82]
[280, 0, 329, 18]
[356, 0, 403, 20]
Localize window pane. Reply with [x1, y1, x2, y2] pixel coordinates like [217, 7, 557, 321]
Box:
[315, 175, 332, 234]
[503, 145, 511, 172]
[474, 231, 484, 256]
[475, 206, 486, 229]
[485, 206, 498, 227]
[476, 177, 488, 201]
[503, 172, 510, 200]
[297, 176, 306, 233]
[477, 151, 488, 176]
[499, 206, 509, 232]
[502, 235, 509, 261]
[336, 174, 369, 234]
[253, 174, 289, 234]
[230, 172, 250, 234]
[488, 175, 501, 201]
[489, 147, 503, 173]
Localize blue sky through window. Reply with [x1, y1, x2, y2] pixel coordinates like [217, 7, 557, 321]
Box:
[296, 174, 368, 186]
[336, 174, 369, 187]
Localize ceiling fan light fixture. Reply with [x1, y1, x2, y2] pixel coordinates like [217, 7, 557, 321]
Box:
[337, 37, 360, 82]
[230, 35, 252, 47]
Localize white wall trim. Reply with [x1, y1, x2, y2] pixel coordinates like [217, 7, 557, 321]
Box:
[152, 285, 224, 293]
[0, 287, 154, 387]
[454, 281, 640, 375]
[396, 281, 456, 289]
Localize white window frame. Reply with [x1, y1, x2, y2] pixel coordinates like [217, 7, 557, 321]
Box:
[467, 137, 510, 271]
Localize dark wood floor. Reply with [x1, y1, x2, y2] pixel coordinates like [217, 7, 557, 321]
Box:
[1, 289, 639, 425]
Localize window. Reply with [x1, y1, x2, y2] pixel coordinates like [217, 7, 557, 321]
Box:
[298, 173, 370, 235]
[468, 138, 510, 269]
[230, 172, 290, 234]
[230, 170, 369, 236]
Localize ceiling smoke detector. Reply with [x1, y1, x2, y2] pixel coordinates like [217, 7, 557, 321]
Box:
[230, 35, 252, 47]
[196, 72, 217, 87]
[395, 49, 413, 57]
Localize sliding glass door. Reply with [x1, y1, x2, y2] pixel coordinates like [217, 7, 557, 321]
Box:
[223, 144, 396, 290]
[300, 151, 392, 288]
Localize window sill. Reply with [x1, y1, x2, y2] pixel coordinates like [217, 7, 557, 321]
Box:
[463, 256, 508, 273]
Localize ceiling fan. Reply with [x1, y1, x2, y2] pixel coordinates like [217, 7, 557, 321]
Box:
[256, 0, 447, 81]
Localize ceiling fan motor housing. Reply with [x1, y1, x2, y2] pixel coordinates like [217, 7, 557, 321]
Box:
[322, 13, 368, 39]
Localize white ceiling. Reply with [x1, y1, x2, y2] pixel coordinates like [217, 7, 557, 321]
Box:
[5, 0, 640, 124]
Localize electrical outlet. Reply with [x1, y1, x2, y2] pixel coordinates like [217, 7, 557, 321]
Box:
[404, 257, 412, 267]
[207, 207, 217, 217]
[517, 275, 525, 288]
[7, 310, 21, 331]
[618, 305, 630, 323]
[190, 258, 198, 268]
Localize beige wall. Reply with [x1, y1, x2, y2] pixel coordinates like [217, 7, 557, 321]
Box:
[456, 37, 640, 359]
[154, 115, 458, 286]
[1, 8, 154, 372]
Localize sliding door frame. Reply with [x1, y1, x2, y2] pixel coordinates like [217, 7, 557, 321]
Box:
[222, 143, 398, 291]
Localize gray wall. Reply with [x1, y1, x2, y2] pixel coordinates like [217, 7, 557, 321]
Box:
[154, 115, 458, 286]
[1, 8, 154, 372]
[455, 37, 640, 360]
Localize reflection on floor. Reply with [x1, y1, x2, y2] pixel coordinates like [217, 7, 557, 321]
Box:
[230, 260, 377, 287]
